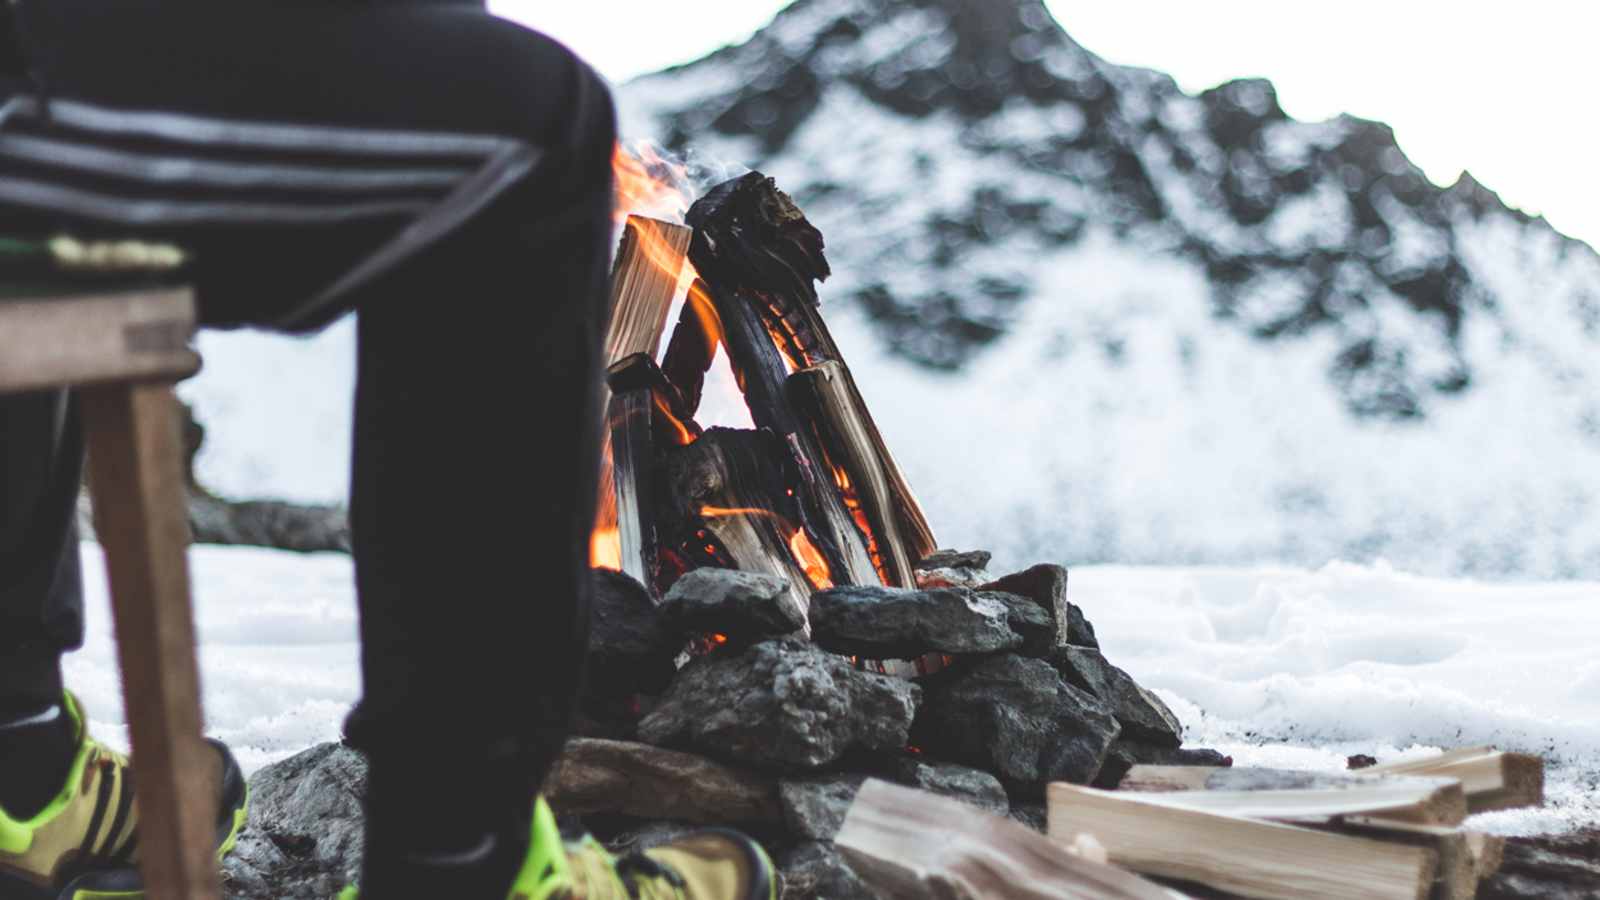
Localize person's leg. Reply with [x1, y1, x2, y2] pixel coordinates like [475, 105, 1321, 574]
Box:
[0, 390, 85, 819]
[10, 2, 614, 895]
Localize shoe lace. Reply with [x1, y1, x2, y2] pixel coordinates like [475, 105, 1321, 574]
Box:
[563, 839, 686, 900]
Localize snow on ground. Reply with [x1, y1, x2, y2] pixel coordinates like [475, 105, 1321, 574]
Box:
[68, 542, 1599, 834]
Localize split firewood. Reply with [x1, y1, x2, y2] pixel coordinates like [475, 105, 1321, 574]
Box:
[605, 216, 690, 364]
[1047, 783, 1439, 900]
[1361, 748, 1544, 814]
[836, 779, 1186, 900]
[597, 216, 691, 585]
[686, 173, 937, 584]
[1463, 831, 1506, 879]
[658, 427, 817, 622]
[790, 361, 917, 587]
[602, 355, 678, 595]
[1325, 818, 1481, 900]
[1116, 765, 1467, 825]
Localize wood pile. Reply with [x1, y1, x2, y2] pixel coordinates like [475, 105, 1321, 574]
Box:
[835, 747, 1544, 900]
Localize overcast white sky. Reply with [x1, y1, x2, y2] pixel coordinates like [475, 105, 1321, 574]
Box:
[493, 0, 1598, 250]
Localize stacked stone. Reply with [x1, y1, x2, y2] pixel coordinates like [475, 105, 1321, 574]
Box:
[223, 555, 1226, 900]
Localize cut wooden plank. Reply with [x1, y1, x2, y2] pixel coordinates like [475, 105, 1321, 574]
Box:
[82, 382, 219, 900]
[1115, 766, 1467, 826]
[1362, 749, 1544, 814]
[837, 779, 1186, 900]
[0, 287, 200, 393]
[1048, 783, 1438, 900]
[1330, 818, 1477, 900]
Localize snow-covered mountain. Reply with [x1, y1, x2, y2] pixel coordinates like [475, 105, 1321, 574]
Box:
[617, 0, 1600, 578]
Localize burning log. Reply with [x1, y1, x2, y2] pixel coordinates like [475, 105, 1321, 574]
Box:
[602, 354, 682, 595]
[596, 216, 691, 579]
[605, 216, 691, 363]
[685, 254, 878, 588]
[789, 361, 918, 586]
[659, 427, 824, 620]
[685, 172, 937, 586]
[659, 278, 719, 419]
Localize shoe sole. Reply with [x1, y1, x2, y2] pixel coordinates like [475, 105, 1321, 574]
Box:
[0, 740, 249, 900]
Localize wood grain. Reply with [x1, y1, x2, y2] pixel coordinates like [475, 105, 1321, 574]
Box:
[82, 382, 218, 900]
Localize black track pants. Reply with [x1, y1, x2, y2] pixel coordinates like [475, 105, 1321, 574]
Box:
[0, 2, 614, 892]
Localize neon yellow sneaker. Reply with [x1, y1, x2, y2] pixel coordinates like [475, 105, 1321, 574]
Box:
[0, 693, 248, 900]
[338, 796, 776, 900]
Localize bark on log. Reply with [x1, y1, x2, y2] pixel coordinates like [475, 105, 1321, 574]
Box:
[658, 427, 816, 621]
[687, 172, 938, 585]
[790, 361, 916, 587]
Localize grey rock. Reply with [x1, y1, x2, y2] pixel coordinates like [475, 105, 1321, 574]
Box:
[638, 638, 920, 772]
[544, 737, 782, 825]
[778, 841, 879, 900]
[779, 774, 867, 840]
[188, 495, 352, 554]
[1006, 801, 1048, 834]
[912, 654, 1120, 791]
[890, 760, 1008, 815]
[980, 564, 1098, 649]
[1049, 646, 1182, 747]
[222, 743, 365, 900]
[913, 566, 991, 590]
[1093, 741, 1232, 789]
[984, 591, 1055, 657]
[916, 549, 992, 571]
[660, 569, 806, 642]
[587, 568, 680, 697]
[809, 585, 1022, 659]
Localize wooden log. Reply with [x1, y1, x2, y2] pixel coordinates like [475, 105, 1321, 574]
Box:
[82, 382, 220, 900]
[1112, 766, 1467, 826]
[836, 779, 1184, 900]
[1048, 783, 1439, 900]
[1464, 831, 1506, 880]
[659, 428, 818, 620]
[693, 265, 878, 588]
[605, 216, 691, 364]
[687, 173, 936, 579]
[596, 216, 691, 578]
[602, 355, 663, 595]
[659, 278, 719, 419]
[1361, 748, 1544, 814]
[0, 287, 200, 393]
[789, 361, 915, 587]
[1328, 818, 1478, 900]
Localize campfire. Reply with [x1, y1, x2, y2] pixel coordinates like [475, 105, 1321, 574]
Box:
[597, 152, 941, 673]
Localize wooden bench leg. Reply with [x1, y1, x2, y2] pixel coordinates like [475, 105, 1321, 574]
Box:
[81, 382, 219, 900]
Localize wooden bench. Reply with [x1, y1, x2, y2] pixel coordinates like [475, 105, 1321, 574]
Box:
[1, 285, 220, 899]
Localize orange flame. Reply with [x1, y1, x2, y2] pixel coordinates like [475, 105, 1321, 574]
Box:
[832, 464, 890, 584]
[652, 390, 697, 446]
[613, 142, 691, 225]
[590, 526, 622, 571]
[789, 528, 834, 590]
